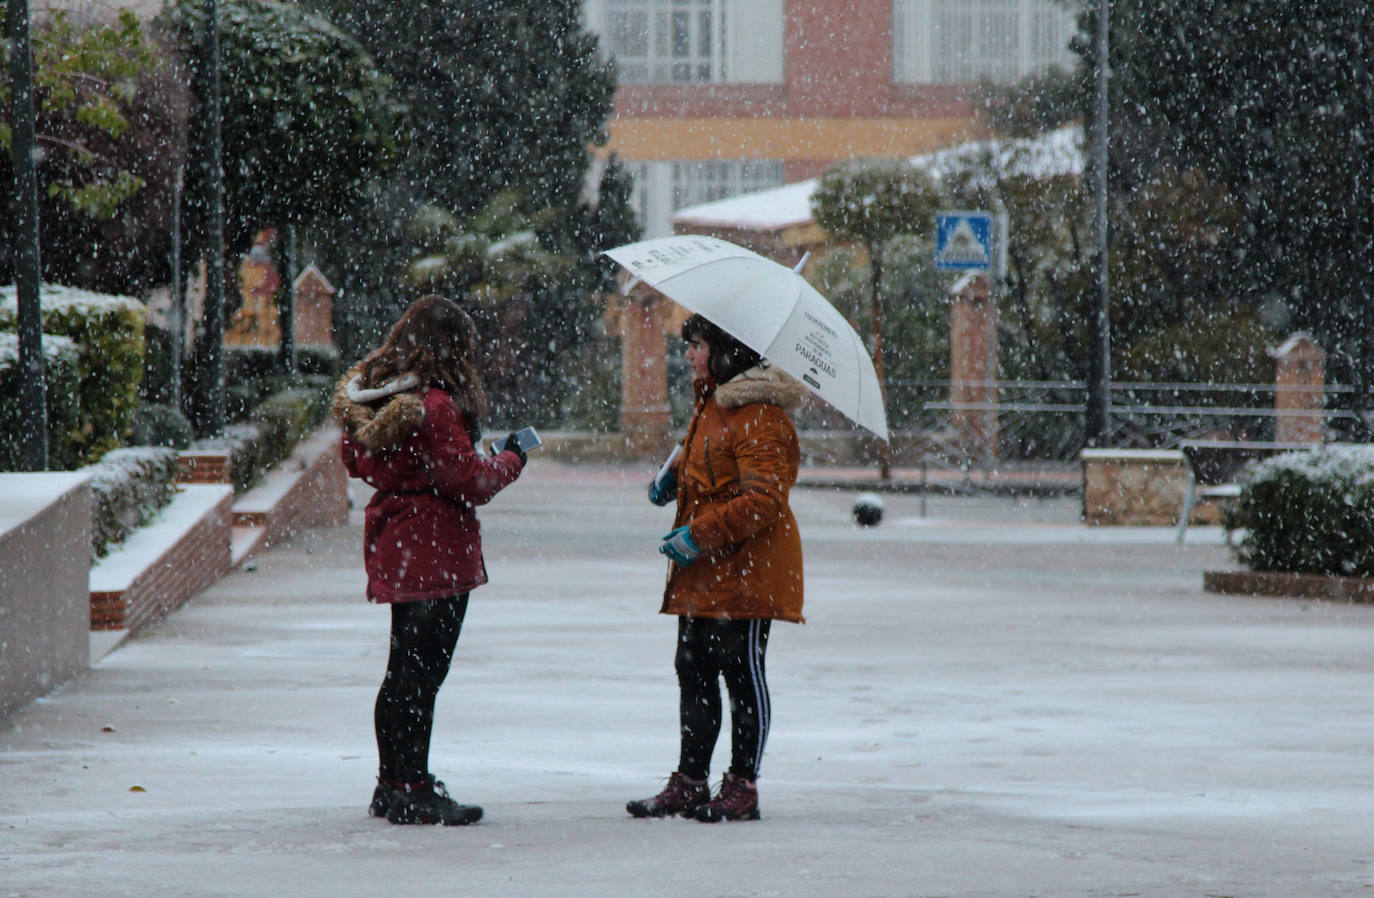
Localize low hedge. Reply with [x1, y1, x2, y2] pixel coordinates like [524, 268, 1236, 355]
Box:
[0, 285, 145, 465]
[0, 332, 83, 471]
[1226, 445, 1374, 576]
[224, 344, 341, 385]
[185, 380, 331, 492]
[82, 446, 180, 560]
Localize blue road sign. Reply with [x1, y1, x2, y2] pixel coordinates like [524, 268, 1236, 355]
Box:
[935, 211, 993, 272]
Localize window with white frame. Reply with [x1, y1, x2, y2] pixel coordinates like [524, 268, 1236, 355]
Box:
[893, 0, 1077, 85]
[629, 160, 786, 238]
[582, 0, 784, 84]
[605, 0, 722, 83]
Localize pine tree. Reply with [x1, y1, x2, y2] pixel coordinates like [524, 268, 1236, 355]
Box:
[1079, 0, 1374, 400]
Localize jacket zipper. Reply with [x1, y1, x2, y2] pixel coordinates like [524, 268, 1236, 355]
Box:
[704, 435, 715, 486]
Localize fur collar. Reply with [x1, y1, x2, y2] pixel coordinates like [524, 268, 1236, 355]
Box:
[331, 364, 426, 453]
[714, 362, 808, 412]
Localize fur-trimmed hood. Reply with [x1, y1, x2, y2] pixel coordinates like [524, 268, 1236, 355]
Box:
[714, 362, 809, 412]
[331, 364, 425, 454]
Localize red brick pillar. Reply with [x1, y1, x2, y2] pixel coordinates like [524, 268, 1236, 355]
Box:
[618, 285, 674, 456]
[1270, 332, 1326, 444]
[292, 265, 336, 349]
[949, 273, 998, 460]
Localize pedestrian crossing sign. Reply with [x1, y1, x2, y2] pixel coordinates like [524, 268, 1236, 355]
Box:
[935, 211, 993, 272]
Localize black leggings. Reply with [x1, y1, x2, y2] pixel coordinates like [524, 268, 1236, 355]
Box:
[375, 594, 469, 784]
[676, 616, 772, 782]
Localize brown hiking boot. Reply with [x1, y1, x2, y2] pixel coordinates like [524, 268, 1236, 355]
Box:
[626, 771, 710, 818]
[690, 772, 761, 822]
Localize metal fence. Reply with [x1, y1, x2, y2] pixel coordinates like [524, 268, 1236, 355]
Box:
[795, 378, 1370, 475]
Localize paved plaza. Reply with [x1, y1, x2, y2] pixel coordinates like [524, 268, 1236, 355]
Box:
[2, 461, 1371, 897]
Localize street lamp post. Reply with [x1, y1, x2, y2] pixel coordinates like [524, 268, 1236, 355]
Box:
[201, 0, 226, 434]
[1085, 0, 1112, 446]
[8, 0, 48, 470]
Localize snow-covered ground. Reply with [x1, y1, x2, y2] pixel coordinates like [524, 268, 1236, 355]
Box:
[2, 461, 1372, 897]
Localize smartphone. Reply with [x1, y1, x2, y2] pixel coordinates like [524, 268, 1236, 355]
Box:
[490, 425, 542, 457]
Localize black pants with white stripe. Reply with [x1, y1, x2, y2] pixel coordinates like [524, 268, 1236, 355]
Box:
[675, 616, 772, 782]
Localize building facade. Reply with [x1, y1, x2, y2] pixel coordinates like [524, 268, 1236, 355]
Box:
[582, 0, 1078, 237]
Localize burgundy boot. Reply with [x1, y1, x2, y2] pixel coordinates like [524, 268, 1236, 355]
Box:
[626, 771, 710, 818]
[691, 772, 761, 822]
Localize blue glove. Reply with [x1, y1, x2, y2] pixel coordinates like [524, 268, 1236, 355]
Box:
[648, 469, 678, 506]
[659, 525, 700, 566]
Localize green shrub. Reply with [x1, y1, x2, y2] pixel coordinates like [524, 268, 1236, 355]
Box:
[1227, 446, 1374, 576]
[225, 344, 279, 387]
[0, 285, 146, 464]
[297, 345, 340, 378]
[82, 446, 179, 559]
[0, 332, 84, 470]
[129, 403, 194, 449]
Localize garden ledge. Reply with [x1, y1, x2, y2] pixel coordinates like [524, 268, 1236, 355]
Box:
[1203, 569, 1374, 604]
[88, 424, 347, 660]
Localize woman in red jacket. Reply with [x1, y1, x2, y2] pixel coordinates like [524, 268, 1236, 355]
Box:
[332, 294, 526, 826]
[627, 313, 807, 823]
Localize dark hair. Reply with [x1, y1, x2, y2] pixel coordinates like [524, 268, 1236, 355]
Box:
[360, 294, 489, 418]
[681, 313, 761, 383]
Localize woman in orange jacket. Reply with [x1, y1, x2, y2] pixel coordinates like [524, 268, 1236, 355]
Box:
[627, 313, 807, 823]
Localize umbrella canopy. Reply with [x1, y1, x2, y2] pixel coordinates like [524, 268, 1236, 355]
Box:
[605, 235, 889, 442]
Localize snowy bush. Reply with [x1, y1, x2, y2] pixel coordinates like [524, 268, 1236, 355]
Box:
[0, 331, 83, 470]
[82, 447, 179, 559]
[0, 285, 145, 464]
[1227, 446, 1374, 577]
[129, 403, 194, 450]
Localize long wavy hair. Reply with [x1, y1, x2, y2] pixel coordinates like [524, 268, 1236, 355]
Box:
[681, 313, 761, 384]
[359, 294, 489, 418]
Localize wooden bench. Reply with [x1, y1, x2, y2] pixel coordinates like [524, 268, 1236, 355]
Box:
[1175, 439, 1319, 544]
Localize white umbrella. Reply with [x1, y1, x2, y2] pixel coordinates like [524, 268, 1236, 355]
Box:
[604, 234, 889, 442]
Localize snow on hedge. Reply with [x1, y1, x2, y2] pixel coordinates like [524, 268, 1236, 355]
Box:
[0, 283, 143, 317]
[0, 330, 78, 366]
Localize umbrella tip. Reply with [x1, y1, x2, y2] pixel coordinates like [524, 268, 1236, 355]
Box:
[792, 252, 811, 274]
[621, 275, 642, 296]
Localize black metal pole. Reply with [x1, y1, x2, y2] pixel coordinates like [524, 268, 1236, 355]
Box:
[8, 0, 47, 470]
[1085, 0, 1111, 446]
[170, 165, 183, 410]
[202, 0, 226, 434]
[280, 224, 296, 374]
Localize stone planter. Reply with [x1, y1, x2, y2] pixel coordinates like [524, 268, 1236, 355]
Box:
[1203, 569, 1374, 603]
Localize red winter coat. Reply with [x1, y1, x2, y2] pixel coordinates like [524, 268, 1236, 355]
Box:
[334, 370, 523, 603]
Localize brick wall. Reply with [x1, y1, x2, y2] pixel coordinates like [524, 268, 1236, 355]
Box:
[90, 488, 233, 631]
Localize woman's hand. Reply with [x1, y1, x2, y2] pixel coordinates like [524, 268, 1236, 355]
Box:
[659, 525, 699, 565]
[648, 469, 677, 506]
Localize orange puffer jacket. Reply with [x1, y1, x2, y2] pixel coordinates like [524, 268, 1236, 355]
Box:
[662, 362, 808, 623]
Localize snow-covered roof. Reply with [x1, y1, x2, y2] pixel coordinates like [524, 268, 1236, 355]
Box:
[672, 180, 820, 232]
[292, 264, 335, 293]
[671, 125, 1084, 233]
